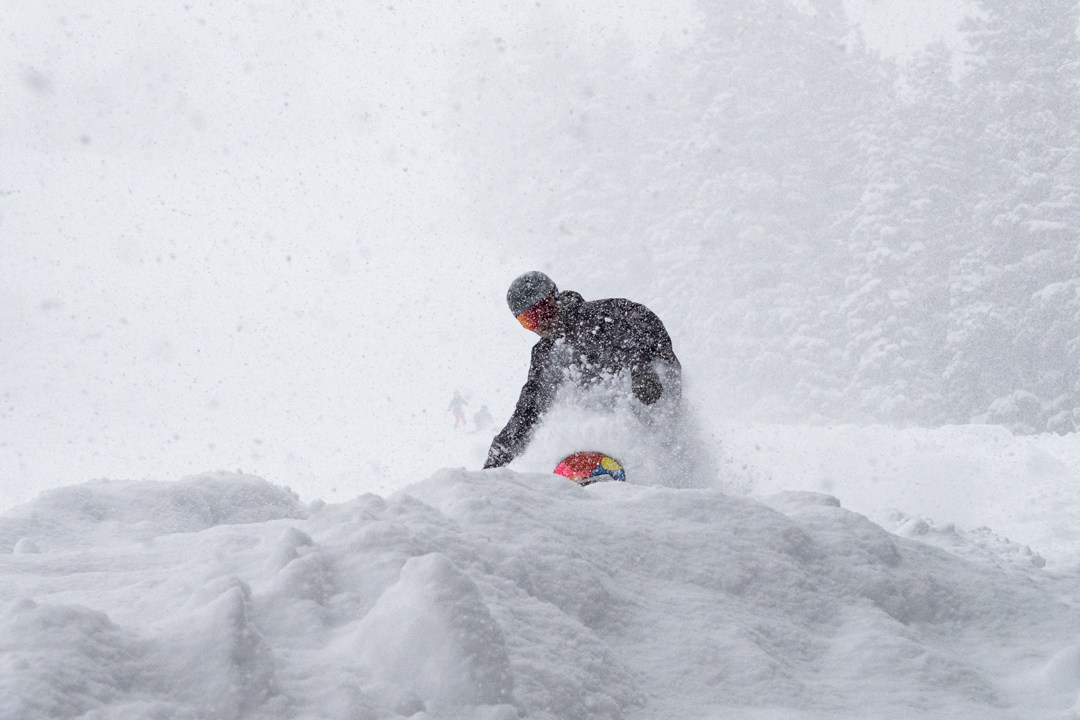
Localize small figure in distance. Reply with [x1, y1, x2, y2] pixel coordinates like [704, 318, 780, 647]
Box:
[448, 391, 468, 429]
[473, 404, 494, 433]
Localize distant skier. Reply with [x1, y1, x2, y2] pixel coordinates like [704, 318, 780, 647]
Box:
[484, 271, 681, 469]
[448, 391, 468, 429]
[473, 404, 494, 433]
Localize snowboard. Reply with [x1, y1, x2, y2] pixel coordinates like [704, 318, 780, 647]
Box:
[553, 451, 626, 486]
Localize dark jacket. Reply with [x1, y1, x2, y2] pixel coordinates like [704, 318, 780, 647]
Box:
[484, 291, 681, 468]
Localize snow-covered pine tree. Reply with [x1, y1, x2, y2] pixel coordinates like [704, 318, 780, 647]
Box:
[947, 0, 1080, 432]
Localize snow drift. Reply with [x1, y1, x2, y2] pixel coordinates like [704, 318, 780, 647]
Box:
[3, 467, 1080, 719]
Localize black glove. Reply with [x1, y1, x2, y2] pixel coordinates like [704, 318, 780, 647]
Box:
[632, 369, 663, 405]
[484, 442, 513, 469]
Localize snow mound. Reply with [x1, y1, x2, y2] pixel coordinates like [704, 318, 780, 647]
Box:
[724, 423, 1080, 565]
[883, 509, 1048, 569]
[0, 472, 307, 552]
[349, 552, 514, 707]
[2, 468, 1079, 718]
[0, 599, 156, 719]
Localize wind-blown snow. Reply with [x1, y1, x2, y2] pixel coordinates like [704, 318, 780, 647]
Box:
[4, 458, 1080, 719]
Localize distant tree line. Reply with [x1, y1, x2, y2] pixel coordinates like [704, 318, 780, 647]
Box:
[451, 0, 1080, 433]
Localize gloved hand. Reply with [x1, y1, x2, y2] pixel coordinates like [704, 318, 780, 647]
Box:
[484, 442, 513, 469]
[632, 369, 663, 405]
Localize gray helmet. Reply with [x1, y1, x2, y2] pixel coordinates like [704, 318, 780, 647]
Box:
[506, 271, 558, 315]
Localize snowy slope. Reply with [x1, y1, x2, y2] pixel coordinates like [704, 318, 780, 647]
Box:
[722, 424, 1080, 567]
[4, 464, 1080, 719]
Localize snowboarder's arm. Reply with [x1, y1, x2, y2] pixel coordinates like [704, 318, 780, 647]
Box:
[627, 304, 681, 405]
[484, 342, 558, 469]
[631, 369, 664, 405]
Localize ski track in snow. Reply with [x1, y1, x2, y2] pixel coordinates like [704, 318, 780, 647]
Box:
[4, 451, 1080, 719]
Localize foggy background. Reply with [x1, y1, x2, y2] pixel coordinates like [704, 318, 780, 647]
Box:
[3, 0, 1077, 509]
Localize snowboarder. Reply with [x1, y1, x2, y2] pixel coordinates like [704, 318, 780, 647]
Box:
[484, 271, 682, 469]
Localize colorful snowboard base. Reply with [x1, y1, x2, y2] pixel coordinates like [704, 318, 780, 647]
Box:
[553, 451, 626, 486]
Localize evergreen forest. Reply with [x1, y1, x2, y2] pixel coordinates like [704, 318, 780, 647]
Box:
[452, 0, 1080, 434]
